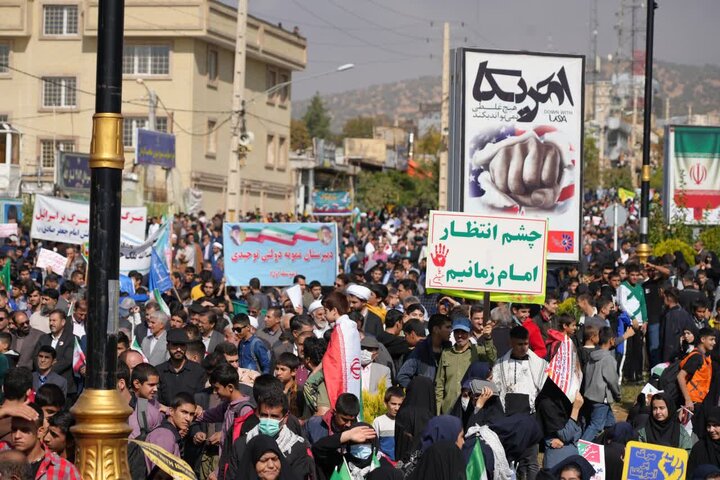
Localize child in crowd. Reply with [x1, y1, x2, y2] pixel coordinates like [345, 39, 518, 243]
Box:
[581, 327, 620, 441]
[274, 352, 303, 418]
[372, 386, 405, 461]
[578, 325, 599, 370]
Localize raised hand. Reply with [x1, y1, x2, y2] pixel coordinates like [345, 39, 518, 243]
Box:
[431, 244, 449, 267]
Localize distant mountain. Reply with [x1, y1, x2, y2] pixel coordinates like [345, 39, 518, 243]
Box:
[293, 61, 720, 132]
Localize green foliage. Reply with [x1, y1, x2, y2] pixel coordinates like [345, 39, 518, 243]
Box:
[302, 93, 331, 140]
[557, 297, 581, 322]
[356, 169, 438, 212]
[342, 116, 374, 139]
[602, 164, 634, 190]
[653, 238, 695, 265]
[583, 136, 600, 191]
[20, 195, 34, 232]
[650, 163, 664, 192]
[699, 227, 720, 255]
[416, 128, 443, 160]
[291, 119, 311, 153]
[362, 379, 387, 424]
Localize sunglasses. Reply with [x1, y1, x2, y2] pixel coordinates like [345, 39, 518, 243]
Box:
[233, 326, 247, 334]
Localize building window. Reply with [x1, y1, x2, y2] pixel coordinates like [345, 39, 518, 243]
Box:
[278, 72, 290, 105]
[207, 48, 218, 83]
[42, 77, 76, 108]
[123, 116, 168, 148]
[266, 67, 290, 105]
[278, 136, 288, 169]
[123, 45, 170, 76]
[0, 115, 8, 123]
[206, 120, 217, 155]
[43, 5, 78, 36]
[40, 139, 75, 169]
[266, 134, 276, 167]
[0, 44, 9, 74]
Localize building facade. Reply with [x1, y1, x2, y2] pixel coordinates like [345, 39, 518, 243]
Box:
[0, 0, 306, 214]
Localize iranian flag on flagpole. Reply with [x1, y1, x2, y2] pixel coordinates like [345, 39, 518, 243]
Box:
[466, 438, 488, 480]
[72, 337, 86, 376]
[131, 337, 149, 363]
[322, 315, 362, 410]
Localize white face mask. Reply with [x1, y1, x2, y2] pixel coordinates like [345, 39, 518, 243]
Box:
[360, 349, 373, 367]
[461, 397, 470, 410]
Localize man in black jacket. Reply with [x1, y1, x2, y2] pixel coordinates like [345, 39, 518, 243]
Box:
[34, 309, 77, 400]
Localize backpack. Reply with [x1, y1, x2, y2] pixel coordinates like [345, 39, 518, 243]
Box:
[128, 402, 152, 480]
[654, 350, 701, 406]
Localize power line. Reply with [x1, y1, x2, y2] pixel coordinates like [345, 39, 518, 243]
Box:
[325, 0, 435, 41]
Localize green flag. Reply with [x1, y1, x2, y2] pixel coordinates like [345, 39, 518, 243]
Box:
[329, 458, 352, 480]
[466, 439, 488, 480]
[0, 261, 10, 290]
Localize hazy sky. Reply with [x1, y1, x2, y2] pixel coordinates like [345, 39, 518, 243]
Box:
[247, 0, 720, 100]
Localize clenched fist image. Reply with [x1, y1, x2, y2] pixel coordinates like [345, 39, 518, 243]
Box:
[469, 129, 570, 210]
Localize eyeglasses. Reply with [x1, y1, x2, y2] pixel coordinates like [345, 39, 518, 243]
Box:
[233, 326, 247, 334]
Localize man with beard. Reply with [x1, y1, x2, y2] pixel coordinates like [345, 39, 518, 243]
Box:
[10, 311, 44, 370]
[346, 284, 383, 338]
[26, 287, 47, 334]
[156, 329, 206, 406]
[34, 309, 78, 401]
[643, 259, 670, 367]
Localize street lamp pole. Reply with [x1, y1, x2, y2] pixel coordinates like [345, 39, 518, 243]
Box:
[70, 0, 132, 476]
[636, 1, 657, 264]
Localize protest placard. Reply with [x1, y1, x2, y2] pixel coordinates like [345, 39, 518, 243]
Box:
[223, 223, 338, 286]
[0, 223, 17, 238]
[622, 441, 688, 480]
[36, 248, 68, 275]
[30, 195, 146, 245]
[426, 211, 547, 296]
[578, 440, 605, 480]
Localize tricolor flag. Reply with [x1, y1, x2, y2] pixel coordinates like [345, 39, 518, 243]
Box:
[131, 337, 149, 363]
[72, 337, 86, 376]
[466, 438, 488, 480]
[322, 315, 362, 410]
[546, 336, 583, 402]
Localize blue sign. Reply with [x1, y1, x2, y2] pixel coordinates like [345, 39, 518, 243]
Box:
[136, 129, 176, 168]
[57, 152, 91, 192]
[312, 190, 352, 216]
[0, 200, 22, 224]
[622, 441, 688, 480]
[223, 223, 338, 286]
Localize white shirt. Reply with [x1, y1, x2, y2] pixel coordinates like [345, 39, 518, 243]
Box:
[72, 316, 86, 339]
[202, 335, 211, 351]
[51, 334, 62, 350]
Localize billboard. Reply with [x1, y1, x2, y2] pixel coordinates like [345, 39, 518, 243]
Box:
[312, 190, 352, 216]
[451, 48, 584, 262]
[223, 223, 338, 286]
[56, 152, 91, 193]
[136, 129, 176, 168]
[665, 125, 720, 224]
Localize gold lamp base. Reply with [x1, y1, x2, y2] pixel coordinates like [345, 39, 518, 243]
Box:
[636, 242, 652, 265]
[70, 389, 133, 480]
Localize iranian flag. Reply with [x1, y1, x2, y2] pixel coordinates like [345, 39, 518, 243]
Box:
[546, 336, 583, 402]
[131, 337, 149, 363]
[322, 315, 361, 409]
[72, 337, 86, 376]
[466, 439, 488, 480]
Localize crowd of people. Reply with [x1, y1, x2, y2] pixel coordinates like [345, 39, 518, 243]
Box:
[0, 199, 718, 480]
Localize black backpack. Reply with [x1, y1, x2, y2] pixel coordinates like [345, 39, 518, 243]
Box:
[127, 402, 151, 479]
[653, 351, 699, 406]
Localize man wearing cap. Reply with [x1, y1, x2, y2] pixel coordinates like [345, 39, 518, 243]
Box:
[360, 336, 392, 394]
[156, 329, 207, 406]
[346, 284, 383, 338]
[435, 317, 497, 414]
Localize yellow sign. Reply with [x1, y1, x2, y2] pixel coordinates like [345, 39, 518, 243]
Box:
[427, 288, 545, 306]
[622, 441, 688, 480]
[130, 439, 197, 480]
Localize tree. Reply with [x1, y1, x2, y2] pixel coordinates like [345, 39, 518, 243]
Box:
[583, 135, 600, 191]
[356, 169, 438, 212]
[341, 116, 374, 139]
[602, 164, 634, 190]
[290, 119, 311, 153]
[415, 128, 442, 160]
[302, 93, 331, 140]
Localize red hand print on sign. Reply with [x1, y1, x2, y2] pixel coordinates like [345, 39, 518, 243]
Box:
[431, 244, 449, 267]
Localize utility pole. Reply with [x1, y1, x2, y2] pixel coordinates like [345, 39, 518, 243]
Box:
[70, 0, 132, 475]
[438, 22, 450, 210]
[225, 0, 248, 221]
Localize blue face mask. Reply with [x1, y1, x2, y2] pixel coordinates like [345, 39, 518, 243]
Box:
[258, 418, 281, 437]
[349, 444, 373, 460]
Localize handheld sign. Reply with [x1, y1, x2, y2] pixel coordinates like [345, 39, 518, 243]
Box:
[426, 211, 547, 296]
[622, 441, 687, 480]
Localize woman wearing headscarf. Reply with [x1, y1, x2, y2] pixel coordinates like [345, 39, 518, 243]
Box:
[312, 421, 386, 480]
[401, 415, 464, 479]
[394, 376, 435, 462]
[366, 465, 403, 480]
[688, 407, 720, 477]
[238, 435, 300, 480]
[449, 361, 503, 429]
[549, 455, 596, 480]
[535, 381, 584, 469]
[407, 440, 467, 480]
[603, 422, 635, 480]
[637, 393, 695, 451]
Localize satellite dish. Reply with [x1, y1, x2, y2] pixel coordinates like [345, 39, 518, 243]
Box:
[238, 131, 255, 147]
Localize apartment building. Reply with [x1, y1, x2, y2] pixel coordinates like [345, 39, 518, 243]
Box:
[0, 0, 306, 214]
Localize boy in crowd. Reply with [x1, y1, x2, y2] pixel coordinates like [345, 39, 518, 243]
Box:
[145, 392, 197, 474]
[582, 327, 621, 441]
[43, 411, 75, 462]
[372, 386, 405, 461]
[274, 352, 303, 418]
